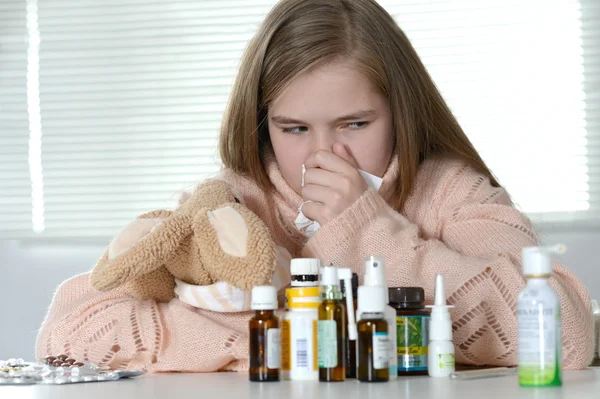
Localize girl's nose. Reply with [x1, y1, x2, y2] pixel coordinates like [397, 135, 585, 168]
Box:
[312, 129, 335, 153]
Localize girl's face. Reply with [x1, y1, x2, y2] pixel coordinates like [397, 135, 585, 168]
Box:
[267, 61, 395, 195]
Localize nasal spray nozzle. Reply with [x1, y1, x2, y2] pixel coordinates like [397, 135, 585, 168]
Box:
[426, 274, 455, 340]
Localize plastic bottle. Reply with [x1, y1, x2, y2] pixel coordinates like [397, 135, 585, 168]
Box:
[290, 258, 321, 287]
[389, 287, 430, 375]
[517, 245, 566, 387]
[426, 274, 455, 377]
[249, 286, 280, 382]
[281, 286, 320, 380]
[357, 285, 389, 383]
[357, 256, 398, 379]
[317, 266, 346, 381]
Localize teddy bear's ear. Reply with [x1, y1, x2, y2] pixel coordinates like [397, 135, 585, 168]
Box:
[193, 203, 277, 291]
[90, 210, 192, 293]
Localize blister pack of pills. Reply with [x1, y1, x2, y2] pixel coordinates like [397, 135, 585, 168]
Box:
[0, 356, 145, 385]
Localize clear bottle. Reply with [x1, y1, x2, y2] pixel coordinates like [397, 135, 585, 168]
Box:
[389, 287, 430, 376]
[341, 272, 359, 378]
[318, 266, 346, 382]
[249, 286, 280, 382]
[517, 245, 565, 387]
[357, 285, 389, 383]
[281, 286, 321, 380]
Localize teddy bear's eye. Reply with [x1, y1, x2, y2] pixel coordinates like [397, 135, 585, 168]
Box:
[233, 197, 241, 204]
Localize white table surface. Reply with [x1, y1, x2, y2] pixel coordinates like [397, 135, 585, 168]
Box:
[2, 368, 599, 399]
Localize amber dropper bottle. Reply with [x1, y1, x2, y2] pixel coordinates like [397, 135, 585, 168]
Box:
[318, 266, 346, 382]
[249, 286, 280, 382]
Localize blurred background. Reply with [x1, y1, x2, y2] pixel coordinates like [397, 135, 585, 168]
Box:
[0, 0, 598, 360]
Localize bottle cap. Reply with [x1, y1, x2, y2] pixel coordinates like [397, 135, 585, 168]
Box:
[320, 266, 340, 287]
[425, 274, 454, 341]
[522, 244, 566, 277]
[389, 287, 425, 309]
[290, 258, 321, 286]
[358, 285, 386, 313]
[251, 286, 278, 310]
[363, 255, 389, 303]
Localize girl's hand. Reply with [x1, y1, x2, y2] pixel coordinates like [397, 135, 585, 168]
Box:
[301, 142, 368, 226]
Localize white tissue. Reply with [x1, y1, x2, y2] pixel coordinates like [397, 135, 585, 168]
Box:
[294, 164, 383, 237]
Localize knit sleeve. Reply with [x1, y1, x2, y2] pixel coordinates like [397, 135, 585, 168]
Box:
[36, 273, 250, 372]
[301, 160, 594, 369]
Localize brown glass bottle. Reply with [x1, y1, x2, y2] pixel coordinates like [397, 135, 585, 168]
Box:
[318, 299, 346, 381]
[249, 310, 280, 382]
[389, 287, 430, 376]
[357, 315, 389, 382]
[249, 286, 280, 382]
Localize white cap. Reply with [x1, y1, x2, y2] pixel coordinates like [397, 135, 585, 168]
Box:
[358, 285, 386, 313]
[522, 244, 566, 277]
[320, 266, 340, 287]
[363, 256, 389, 303]
[426, 274, 454, 341]
[291, 258, 321, 276]
[251, 286, 278, 310]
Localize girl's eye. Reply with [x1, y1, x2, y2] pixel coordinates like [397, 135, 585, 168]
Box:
[347, 121, 369, 129]
[282, 126, 308, 134]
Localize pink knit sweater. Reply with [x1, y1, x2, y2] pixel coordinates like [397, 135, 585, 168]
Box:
[36, 156, 595, 371]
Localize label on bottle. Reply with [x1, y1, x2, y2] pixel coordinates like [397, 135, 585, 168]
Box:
[397, 315, 429, 371]
[436, 353, 455, 370]
[281, 320, 291, 371]
[317, 320, 338, 368]
[267, 328, 281, 369]
[373, 331, 390, 370]
[517, 302, 562, 386]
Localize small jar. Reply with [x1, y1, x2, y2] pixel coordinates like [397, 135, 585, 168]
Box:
[389, 287, 430, 376]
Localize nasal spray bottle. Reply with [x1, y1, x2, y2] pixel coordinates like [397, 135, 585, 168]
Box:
[517, 245, 565, 387]
[358, 256, 398, 379]
[426, 273, 455, 377]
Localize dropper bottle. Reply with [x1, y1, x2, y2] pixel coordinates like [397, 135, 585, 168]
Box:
[426, 273, 455, 377]
[317, 266, 346, 382]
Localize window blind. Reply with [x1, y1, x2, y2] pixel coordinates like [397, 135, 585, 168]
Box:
[0, 2, 30, 236]
[0, 0, 598, 240]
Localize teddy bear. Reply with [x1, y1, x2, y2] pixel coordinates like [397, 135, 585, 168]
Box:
[90, 179, 277, 303]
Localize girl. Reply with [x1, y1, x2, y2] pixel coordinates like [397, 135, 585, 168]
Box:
[37, 0, 593, 372]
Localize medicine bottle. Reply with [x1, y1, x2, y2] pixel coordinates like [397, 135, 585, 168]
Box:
[389, 287, 430, 376]
[249, 286, 280, 382]
[357, 285, 389, 383]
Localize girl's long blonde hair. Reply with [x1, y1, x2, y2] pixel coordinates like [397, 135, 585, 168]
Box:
[219, 0, 498, 211]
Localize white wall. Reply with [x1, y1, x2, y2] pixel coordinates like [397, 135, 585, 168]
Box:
[1, 228, 599, 361]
